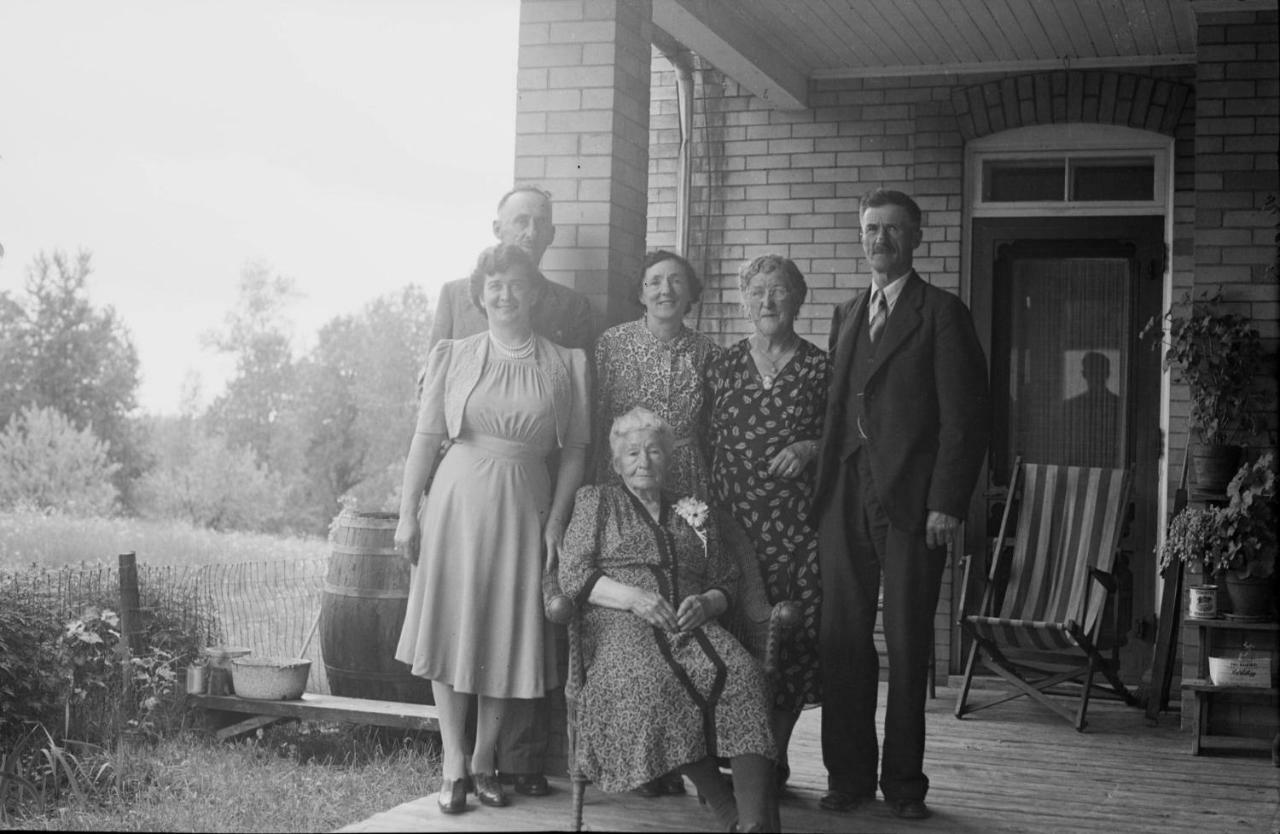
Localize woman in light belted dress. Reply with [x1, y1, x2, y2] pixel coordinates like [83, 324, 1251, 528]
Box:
[593, 250, 721, 501]
[394, 243, 590, 815]
[591, 249, 721, 797]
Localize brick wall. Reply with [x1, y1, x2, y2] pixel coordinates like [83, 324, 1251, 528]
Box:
[1191, 8, 1280, 442]
[648, 55, 1202, 352]
[1178, 6, 1279, 729]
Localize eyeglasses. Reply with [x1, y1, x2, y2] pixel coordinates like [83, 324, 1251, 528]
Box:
[745, 286, 791, 302]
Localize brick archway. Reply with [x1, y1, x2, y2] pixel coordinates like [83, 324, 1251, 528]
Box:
[952, 70, 1193, 140]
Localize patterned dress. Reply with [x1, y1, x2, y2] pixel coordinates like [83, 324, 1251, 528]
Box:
[707, 338, 828, 713]
[593, 318, 722, 499]
[559, 484, 776, 792]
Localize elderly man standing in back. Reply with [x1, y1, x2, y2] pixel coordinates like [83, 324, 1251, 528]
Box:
[812, 189, 989, 821]
[426, 185, 593, 799]
[431, 186, 593, 351]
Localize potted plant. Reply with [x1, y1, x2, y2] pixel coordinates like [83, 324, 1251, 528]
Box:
[1217, 453, 1277, 620]
[1157, 454, 1278, 621]
[1156, 502, 1228, 618]
[1143, 290, 1264, 492]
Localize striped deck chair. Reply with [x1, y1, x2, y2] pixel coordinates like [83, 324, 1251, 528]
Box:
[954, 458, 1138, 731]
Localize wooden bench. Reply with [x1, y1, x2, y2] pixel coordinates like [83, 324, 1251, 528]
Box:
[188, 692, 439, 741]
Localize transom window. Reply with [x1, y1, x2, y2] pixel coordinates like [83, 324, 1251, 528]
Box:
[968, 125, 1170, 217]
[982, 156, 1155, 203]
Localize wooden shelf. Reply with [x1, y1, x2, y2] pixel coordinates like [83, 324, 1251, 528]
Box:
[1185, 618, 1280, 632]
[1181, 678, 1277, 696]
[1184, 618, 1279, 756]
[1190, 735, 1275, 753]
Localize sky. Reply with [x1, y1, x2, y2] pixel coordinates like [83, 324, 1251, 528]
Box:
[0, 0, 519, 414]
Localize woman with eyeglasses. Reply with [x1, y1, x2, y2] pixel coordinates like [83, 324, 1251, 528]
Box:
[707, 254, 829, 794]
[591, 249, 721, 797]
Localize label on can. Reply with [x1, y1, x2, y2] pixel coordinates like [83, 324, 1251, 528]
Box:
[1188, 585, 1218, 619]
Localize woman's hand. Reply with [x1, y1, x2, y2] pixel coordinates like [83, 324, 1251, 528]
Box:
[676, 593, 718, 632]
[394, 514, 422, 566]
[766, 440, 817, 480]
[543, 516, 567, 573]
[627, 587, 679, 631]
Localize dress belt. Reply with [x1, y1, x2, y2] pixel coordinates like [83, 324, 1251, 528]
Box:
[453, 431, 545, 462]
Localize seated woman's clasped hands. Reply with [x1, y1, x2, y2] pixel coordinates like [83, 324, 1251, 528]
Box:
[559, 407, 780, 833]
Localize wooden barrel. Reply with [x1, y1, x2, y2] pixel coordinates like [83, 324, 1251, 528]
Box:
[320, 510, 433, 704]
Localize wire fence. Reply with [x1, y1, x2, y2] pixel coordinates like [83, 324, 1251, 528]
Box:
[2, 556, 333, 694]
[196, 558, 331, 693]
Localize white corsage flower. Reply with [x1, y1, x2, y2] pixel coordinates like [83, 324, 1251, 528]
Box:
[674, 496, 710, 547]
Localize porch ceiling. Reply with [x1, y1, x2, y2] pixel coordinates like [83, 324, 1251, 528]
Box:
[656, 0, 1205, 109]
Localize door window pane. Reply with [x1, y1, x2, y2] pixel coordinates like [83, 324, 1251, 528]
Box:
[983, 160, 1065, 202]
[1007, 258, 1130, 469]
[1070, 158, 1154, 201]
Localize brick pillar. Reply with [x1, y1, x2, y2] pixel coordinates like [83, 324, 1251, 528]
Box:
[514, 0, 652, 778]
[516, 0, 653, 332]
[1192, 6, 1279, 443]
[1181, 5, 1279, 724]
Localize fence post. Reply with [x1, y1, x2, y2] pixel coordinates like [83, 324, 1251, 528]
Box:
[118, 552, 142, 703]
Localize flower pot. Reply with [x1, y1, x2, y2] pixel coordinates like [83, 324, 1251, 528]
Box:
[1223, 573, 1275, 621]
[1191, 443, 1243, 494]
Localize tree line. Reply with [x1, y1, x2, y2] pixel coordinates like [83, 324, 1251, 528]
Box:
[0, 250, 433, 536]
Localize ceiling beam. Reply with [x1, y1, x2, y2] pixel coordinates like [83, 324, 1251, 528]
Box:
[652, 0, 808, 110]
[812, 53, 1196, 81]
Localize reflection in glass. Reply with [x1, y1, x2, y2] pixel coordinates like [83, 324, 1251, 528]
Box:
[1006, 258, 1130, 469]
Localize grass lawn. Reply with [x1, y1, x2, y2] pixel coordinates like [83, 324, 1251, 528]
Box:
[6, 723, 440, 832]
[1, 511, 438, 831]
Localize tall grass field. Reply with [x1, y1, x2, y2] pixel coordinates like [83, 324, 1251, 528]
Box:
[0, 510, 328, 571]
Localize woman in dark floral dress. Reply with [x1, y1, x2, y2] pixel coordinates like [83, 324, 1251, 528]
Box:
[708, 254, 828, 792]
[560, 407, 779, 832]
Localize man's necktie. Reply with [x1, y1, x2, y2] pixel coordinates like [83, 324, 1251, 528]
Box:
[869, 290, 887, 344]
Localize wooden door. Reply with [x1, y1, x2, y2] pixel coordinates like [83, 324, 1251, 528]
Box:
[965, 216, 1164, 680]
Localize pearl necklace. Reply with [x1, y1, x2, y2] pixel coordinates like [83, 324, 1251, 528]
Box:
[489, 332, 536, 360]
[751, 334, 798, 390]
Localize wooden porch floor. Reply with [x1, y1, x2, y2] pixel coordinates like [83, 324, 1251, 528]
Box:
[338, 682, 1279, 833]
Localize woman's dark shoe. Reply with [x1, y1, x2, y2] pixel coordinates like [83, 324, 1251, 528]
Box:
[437, 777, 468, 814]
[660, 771, 687, 795]
[473, 771, 509, 808]
[513, 773, 551, 797]
[633, 778, 663, 798]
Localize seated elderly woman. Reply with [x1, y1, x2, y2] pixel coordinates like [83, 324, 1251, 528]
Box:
[558, 407, 780, 833]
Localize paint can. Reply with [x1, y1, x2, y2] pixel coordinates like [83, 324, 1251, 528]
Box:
[1187, 585, 1218, 619]
[185, 662, 207, 695]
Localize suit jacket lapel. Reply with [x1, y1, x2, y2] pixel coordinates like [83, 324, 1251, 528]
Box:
[868, 272, 923, 381]
[832, 290, 870, 387]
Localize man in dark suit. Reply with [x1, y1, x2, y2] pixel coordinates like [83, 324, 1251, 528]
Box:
[813, 189, 989, 821]
[430, 186, 593, 351]
[427, 186, 592, 799]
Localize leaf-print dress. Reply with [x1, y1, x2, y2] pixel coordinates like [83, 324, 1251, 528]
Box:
[707, 337, 828, 712]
